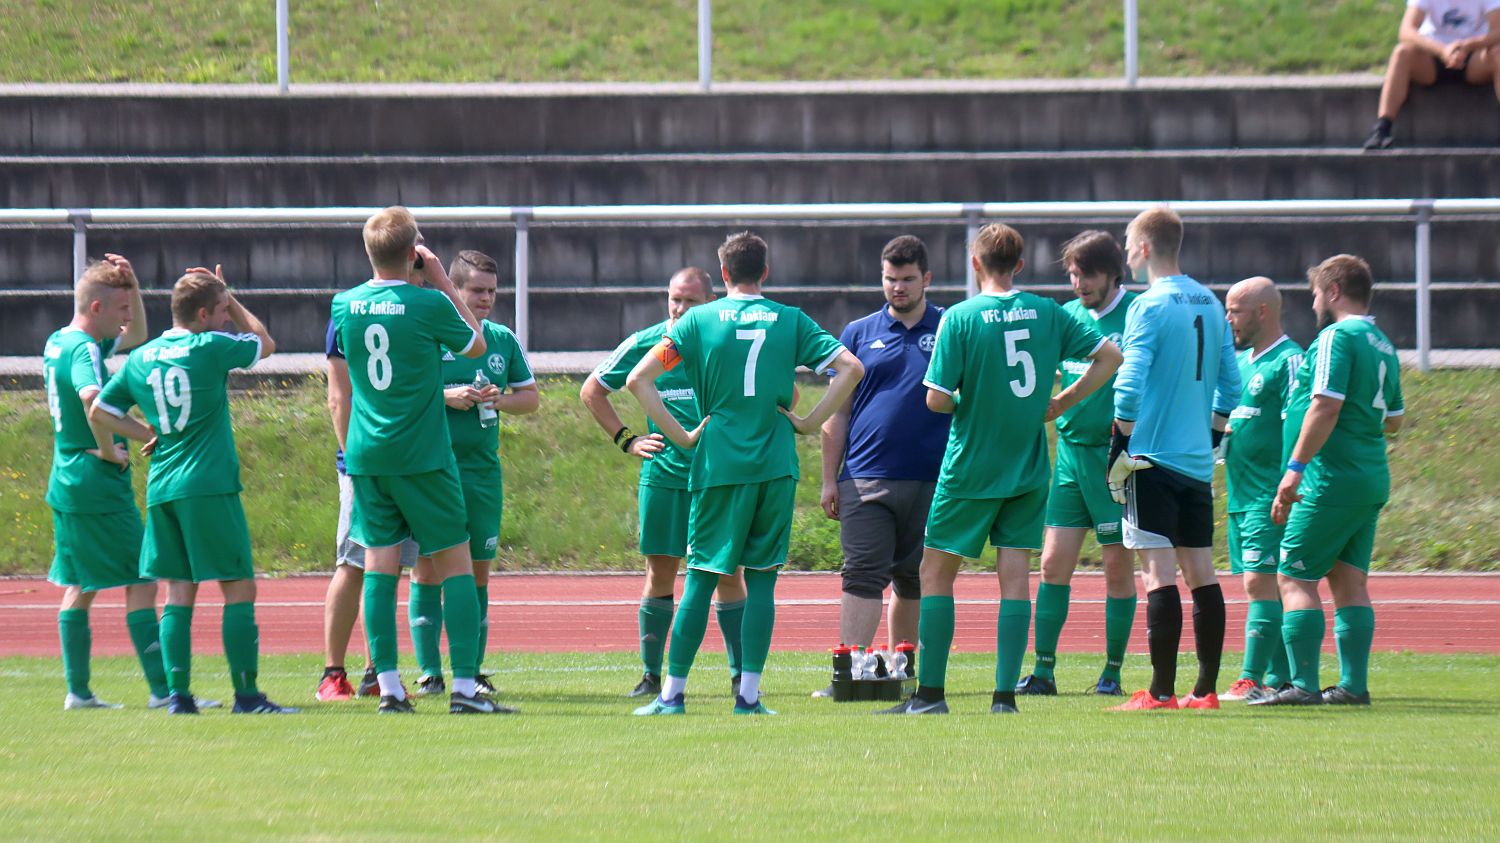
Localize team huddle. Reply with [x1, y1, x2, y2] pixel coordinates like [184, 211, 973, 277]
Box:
[43, 204, 1404, 715]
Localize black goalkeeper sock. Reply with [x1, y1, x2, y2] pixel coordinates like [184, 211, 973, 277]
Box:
[1191, 584, 1226, 698]
[1147, 586, 1182, 700]
[915, 685, 945, 703]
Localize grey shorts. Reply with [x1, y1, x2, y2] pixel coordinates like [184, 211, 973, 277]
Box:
[336, 471, 419, 569]
[838, 478, 935, 600]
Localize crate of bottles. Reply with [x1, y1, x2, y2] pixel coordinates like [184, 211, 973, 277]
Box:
[828, 642, 917, 702]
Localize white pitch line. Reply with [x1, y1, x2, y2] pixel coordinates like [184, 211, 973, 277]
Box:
[0, 598, 1496, 610]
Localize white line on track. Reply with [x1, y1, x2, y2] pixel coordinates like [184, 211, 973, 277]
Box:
[0, 598, 1496, 610]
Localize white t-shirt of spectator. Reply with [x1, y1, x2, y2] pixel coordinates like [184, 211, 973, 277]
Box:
[1410, 0, 1500, 44]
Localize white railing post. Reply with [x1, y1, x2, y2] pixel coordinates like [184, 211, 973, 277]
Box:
[963, 204, 982, 298]
[514, 210, 531, 351]
[698, 0, 712, 91]
[69, 210, 89, 282]
[1124, 0, 1139, 87]
[1414, 201, 1433, 373]
[276, 0, 290, 94]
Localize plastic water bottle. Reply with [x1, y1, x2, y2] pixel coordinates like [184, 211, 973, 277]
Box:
[870, 647, 889, 679]
[887, 649, 908, 680]
[896, 640, 916, 679]
[850, 646, 866, 679]
[474, 369, 498, 428]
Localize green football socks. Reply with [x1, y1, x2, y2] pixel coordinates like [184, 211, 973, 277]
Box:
[995, 599, 1032, 693]
[739, 571, 776, 675]
[441, 574, 481, 680]
[408, 581, 444, 678]
[475, 584, 490, 673]
[1334, 605, 1375, 696]
[666, 569, 715, 678]
[638, 596, 673, 676]
[1102, 594, 1136, 683]
[715, 598, 747, 677]
[58, 609, 92, 698]
[222, 601, 260, 696]
[916, 595, 955, 692]
[1282, 608, 1325, 693]
[1030, 583, 1069, 681]
[160, 603, 194, 695]
[362, 571, 400, 675]
[1240, 599, 1284, 684]
[125, 608, 170, 698]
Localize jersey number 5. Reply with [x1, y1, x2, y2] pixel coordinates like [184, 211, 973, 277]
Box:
[147, 366, 192, 434]
[1004, 329, 1036, 398]
[736, 328, 766, 397]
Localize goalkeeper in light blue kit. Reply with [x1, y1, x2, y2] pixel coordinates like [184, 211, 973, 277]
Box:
[1107, 207, 1240, 711]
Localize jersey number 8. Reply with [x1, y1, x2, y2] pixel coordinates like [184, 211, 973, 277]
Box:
[365, 324, 393, 391]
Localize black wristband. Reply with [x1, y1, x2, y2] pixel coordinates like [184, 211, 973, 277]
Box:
[612, 426, 632, 446]
[1108, 423, 1131, 468]
[619, 435, 639, 454]
[1211, 427, 1225, 449]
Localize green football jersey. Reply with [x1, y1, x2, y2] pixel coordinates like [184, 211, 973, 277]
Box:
[1285, 316, 1403, 506]
[440, 320, 534, 474]
[94, 328, 262, 506]
[924, 290, 1105, 499]
[594, 319, 699, 490]
[331, 279, 480, 476]
[665, 294, 846, 491]
[1054, 288, 1135, 447]
[43, 327, 136, 514]
[1224, 335, 1304, 513]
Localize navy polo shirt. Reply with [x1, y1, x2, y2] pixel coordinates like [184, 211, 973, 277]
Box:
[838, 303, 951, 482]
[326, 317, 347, 473]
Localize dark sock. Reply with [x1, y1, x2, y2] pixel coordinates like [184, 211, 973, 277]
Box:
[915, 684, 945, 703]
[1375, 117, 1393, 133]
[323, 666, 345, 678]
[1190, 584, 1226, 697]
[1146, 586, 1182, 700]
[991, 690, 1016, 709]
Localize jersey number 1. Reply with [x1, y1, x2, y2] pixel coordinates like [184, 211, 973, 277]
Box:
[147, 366, 192, 434]
[736, 329, 766, 397]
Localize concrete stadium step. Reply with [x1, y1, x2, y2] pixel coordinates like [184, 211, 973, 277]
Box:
[6, 149, 1497, 207]
[1, 281, 1494, 357]
[2, 78, 1494, 155]
[2, 217, 1497, 293]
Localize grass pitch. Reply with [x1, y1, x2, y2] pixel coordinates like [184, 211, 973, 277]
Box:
[2, 651, 1497, 841]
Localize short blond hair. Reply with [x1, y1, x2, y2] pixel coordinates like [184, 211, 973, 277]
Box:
[74, 261, 136, 314]
[971, 223, 1025, 278]
[1127, 206, 1183, 261]
[1308, 254, 1373, 306]
[363, 206, 420, 274]
[171, 271, 226, 326]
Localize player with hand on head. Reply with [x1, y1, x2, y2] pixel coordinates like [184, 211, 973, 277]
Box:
[1250, 256, 1403, 707]
[627, 231, 863, 715]
[1220, 277, 1303, 702]
[43, 254, 188, 710]
[89, 265, 290, 714]
[331, 206, 501, 715]
[1107, 207, 1240, 712]
[407, 250, 538, 701]
[881, 223, 1121, 715]
[581, 267, 749, 701]
[1016, 231, 1139, 698]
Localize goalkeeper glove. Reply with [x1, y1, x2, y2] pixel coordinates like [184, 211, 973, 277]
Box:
[1107, 422, 1152, 505]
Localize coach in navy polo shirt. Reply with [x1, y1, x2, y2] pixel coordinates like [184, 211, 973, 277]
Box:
[814, 235, 950, 697]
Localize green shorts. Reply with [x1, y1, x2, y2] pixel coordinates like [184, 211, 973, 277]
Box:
[1278, 501, 1383, 581]
[1045, 438, 1123, 545]
[142, 494, 254, 583]
[925, 485, 1048, 559]
[350, 463, 469, 557]
[49, 508, 150, 591]
[639, 484, 689, 558]
[1228, 508, 1283, 575]
[460, 468, 503, 562]
[686, 477, 796, 575]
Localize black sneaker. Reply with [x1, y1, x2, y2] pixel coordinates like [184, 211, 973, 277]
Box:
[164, 691, 199, 715]
[875, 695, 948, 715]
[1363, 124, 1393, 152]
[628, 673, 661, 699]
[232, 693, 300, 714]
[415, 674, 446, 696]
[1321, 685, 1371, 706]
[378, 694, 416, 714]
[475, 673, 497, 695]
[357, 667, 380, 697]
[1247, 685, 1324, 706]
[450, 691, 518, 714]
[991, 690, 1019, 714]
[1014, 674, 1057, 696]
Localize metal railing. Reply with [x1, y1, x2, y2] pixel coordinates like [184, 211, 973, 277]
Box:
[272, 1, 1144, 92]
[5, 199, 1494, 372]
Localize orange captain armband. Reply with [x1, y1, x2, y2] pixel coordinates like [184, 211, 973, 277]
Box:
[651, 337, 683, 371]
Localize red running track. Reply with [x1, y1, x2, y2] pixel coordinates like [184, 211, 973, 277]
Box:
[1, 572, 1496, 657]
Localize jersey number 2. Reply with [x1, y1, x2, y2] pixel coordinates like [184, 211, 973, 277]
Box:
[736, 329, 766, 397]
[147, 366, 192, 434]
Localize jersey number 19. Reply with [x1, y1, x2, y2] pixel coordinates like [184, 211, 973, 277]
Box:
[147, 366, 192, 434]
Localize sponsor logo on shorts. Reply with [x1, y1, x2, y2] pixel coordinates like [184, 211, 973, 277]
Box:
[485, 536, 498, 551]
[1099, 521, 1119, 533]
[918, 334, 936, 353]
[442, 350, 455, 361]
[1243, 549, 1261, 563]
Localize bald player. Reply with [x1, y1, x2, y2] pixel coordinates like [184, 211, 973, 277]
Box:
[1220, 278, 1303, 702]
